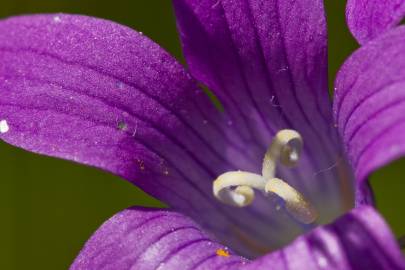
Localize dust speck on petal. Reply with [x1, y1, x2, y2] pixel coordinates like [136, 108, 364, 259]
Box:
[53, 16, 61, 23]
[0, 120, 9, 134]
[216, 248, 230, 257]
[117, 121, 128, 131]
[211, 0, 220, 9]
[137, 159, 145, 171]
[116, 81, 124, 90]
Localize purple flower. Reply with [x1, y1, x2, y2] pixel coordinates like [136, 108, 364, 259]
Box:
[1, 0, 405, 269]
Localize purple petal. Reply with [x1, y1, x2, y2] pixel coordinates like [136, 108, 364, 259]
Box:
[334, 26, 405, 205]
[246, 206, 405, 270]
[173, 0, 334, 152]
[70, 206, 404, 270]
[0, 14, 228, 207]
[70, 207, 247, 270]
[346, 0, 405, 45]
[0, 14, 253, 253]
[173, 0, 354, 231]
[0, 14, 325, 256]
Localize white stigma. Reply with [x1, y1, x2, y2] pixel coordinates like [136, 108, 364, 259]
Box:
[212, 129, 318, 224]
[0, 120, 9, 134]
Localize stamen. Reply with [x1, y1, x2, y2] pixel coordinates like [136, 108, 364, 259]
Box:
[262, 129, 302, 179]
[265, 178, 318, 224]
[212, 129, 318, 224]
[213, 171, 267, 207]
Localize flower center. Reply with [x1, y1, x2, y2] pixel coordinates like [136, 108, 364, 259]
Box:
[212, 129, 318, 224]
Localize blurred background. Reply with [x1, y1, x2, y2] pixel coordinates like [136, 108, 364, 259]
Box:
[0, 1, 403, 269]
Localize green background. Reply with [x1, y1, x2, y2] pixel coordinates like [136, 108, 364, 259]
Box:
[0, 1, 403, 269]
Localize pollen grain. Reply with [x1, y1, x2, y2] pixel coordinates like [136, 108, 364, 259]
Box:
[216, 248, 230, 257]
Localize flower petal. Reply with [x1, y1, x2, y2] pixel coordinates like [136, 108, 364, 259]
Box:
[173, 0, 354, 233]
[245, 206, 405, 270]
[346, 0, 405, 45]
[334, 26, 405, 205]
[173, 0, 335, 152]
[0, 14, 229, 207]
[0, 14, 264, 255]
[69, 207, 247, 270]
[0, 14, 324, 257]
[70, 206, 404, 270]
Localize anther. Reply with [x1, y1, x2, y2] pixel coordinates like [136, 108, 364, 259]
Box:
[212, 129, 318, 224]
